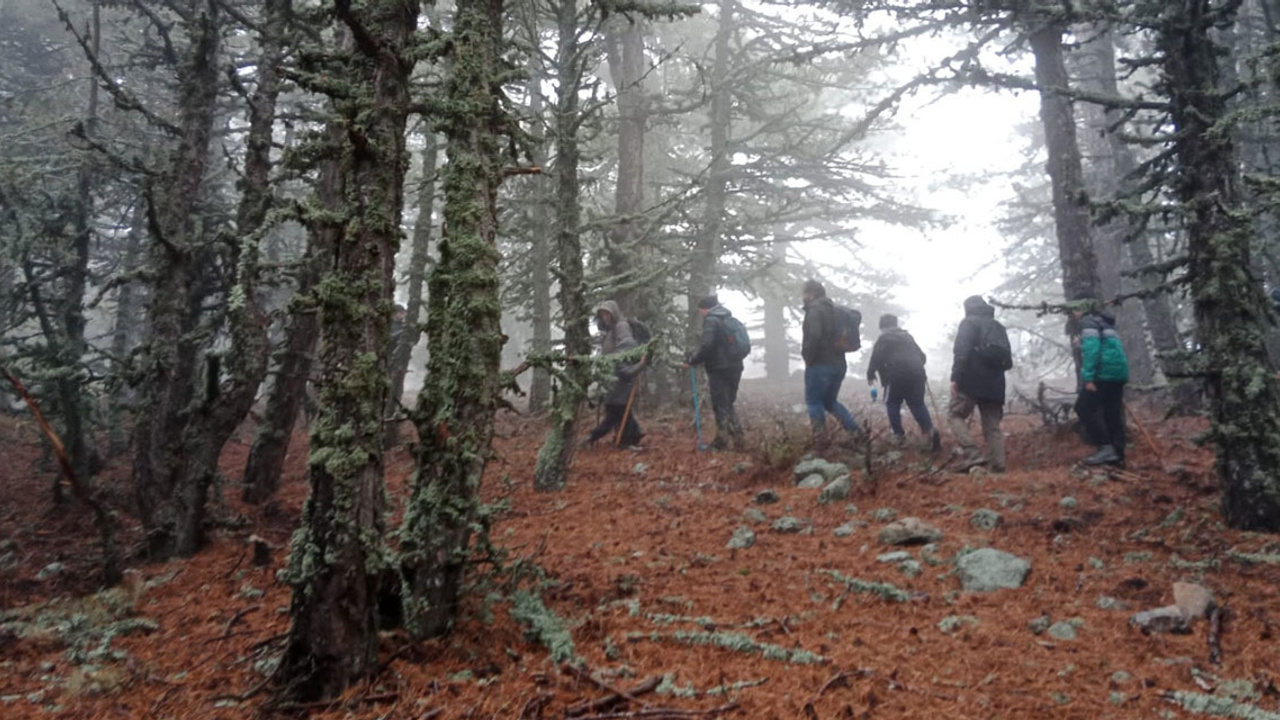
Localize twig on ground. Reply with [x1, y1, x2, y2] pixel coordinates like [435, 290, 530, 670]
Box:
[205, 604, 260, 645]
[802, 668, 874, 717]
[573, 703, 738, 719]
[519, 692, 554, 719]
[246, 632, 288, 654]
[564, 672, 661, 717]
[266, 692, 398, 713]
[1208, 605, 1224, 666]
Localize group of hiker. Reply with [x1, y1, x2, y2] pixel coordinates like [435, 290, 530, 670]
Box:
[583, 281, 1133, 471]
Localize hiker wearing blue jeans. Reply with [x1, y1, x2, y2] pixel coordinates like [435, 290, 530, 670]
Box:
[801, 279, 861, 445]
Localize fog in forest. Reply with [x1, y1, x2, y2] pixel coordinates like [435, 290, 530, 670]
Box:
[4, 0, 1280, 713]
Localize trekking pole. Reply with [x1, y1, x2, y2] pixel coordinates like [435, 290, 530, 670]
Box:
[1124, 404, 1160, 460]
[615, 370, 643, 448]
[690, 366, 705, 452]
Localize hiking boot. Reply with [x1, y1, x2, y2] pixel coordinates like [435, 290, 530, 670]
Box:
[952, 448, 986, 473]
[708, 437, 728, 452]
[929, 428, 942, 454]
[1083, 445, 1122, 466]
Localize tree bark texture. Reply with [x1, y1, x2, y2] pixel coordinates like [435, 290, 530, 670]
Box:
[526, 80, 553, 414]
[1159, 0, 1280, 530]
[399, 0, 506, 639]
[276, 0, 419, 699]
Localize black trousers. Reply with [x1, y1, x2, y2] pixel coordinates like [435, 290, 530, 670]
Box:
[884, 372, 933, 436]
[1076, 381, 1126, 458]
[707, 366, 745, 448]
[588, 403, 643, 447]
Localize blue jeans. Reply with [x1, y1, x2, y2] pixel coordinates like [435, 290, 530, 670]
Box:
[805, 364, 858, 431]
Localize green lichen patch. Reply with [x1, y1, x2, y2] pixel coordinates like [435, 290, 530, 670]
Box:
[631, 630, 824, 665]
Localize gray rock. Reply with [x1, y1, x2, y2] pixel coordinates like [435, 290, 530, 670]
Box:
[956, 548, 1032, 592]
[753, 489, 781, 505]
[870, 507, 898, 523]
[833, 522, 857, 538]
[938, 615, 980, 634]
[1028, 615, 1052, 635]
[797, 474, 826, 489]
[1130, 606, 1192, 634]
[726, 526, 756, 550]
[1109, 691, 1127, 707]
[1096, 595, 1125, 611]
[921, 543, 946, 567]
[36, 562, 65, 581]
[1048, 620, 1079, 641]
[771, 516, 805, 534]
[743, 508, 768, 524]
[1110, 671, 1132, 685]
[899, 560, 923, 578]
[1172, 581, 1214, 620]
[818, 475, 852, 505]
[876, 551, 912, 564]
[970, 508, 1003, 532]
[633, 463, 649, 476]
[845, 504, 859, 515]
[793, 458, 850, 483]
[1059, 496, 1079, 510]
[878, 517, 944, 546]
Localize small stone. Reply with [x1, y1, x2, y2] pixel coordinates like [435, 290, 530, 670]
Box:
[753, 489, 780, 505]
[743, 508, 768, 524]
[921, 543, 946, 566]
[771, 516, 805, 534]
[1028, 615, 1052, 635]
[938, 615, 980, 634]
[632, 463, 649, 476]
[877, 551, 912, 563]
[797, 474, 825, 489]
[833, 523, 857, 538]
[1048, 620, 1079, 641]
[1172, 581, 1214, 620]
[970, 508, 1003, 532]
[845, 504, 859, 515]
[899, 560, 923, 577]
[1096, 595, 1124, 611]
[879, 517, 944, 546]
[956, 548, 1032, 592]
[726, 527, 756, 550]
[36, 562, 65, 581]
[1088, 557, 1105, 570]
[1059, 496, 1078, 510]
[1109, 691, 1127, 707]
[818, 475, 852, 505]
[871, 507, 898, 523]
[1129, 606, 1192, 634]
[1111, 671, 1132, 685]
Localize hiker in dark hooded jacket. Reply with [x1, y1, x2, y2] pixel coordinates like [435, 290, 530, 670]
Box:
[1070, 293, 1130, 467]
[948, 295, 1009, 472]
[583, 300, 645, 448]
[867, 314, 940, 452]
[801, 279, 862, 445]
[685, 295, 745, 451]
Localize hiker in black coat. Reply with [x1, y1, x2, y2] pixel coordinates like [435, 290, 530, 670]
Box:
[948, 295, 1008, 472]
[583, 300, 644, 448]
[686, 295, 745, 451]
[867, 314, 940, 452]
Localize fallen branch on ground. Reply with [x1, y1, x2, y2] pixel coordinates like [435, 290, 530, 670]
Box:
[565, 675, 662, 717]
[803, 668, 875, 718]
[1208, 605, 1224, 666]
[573, 703, 739, 719]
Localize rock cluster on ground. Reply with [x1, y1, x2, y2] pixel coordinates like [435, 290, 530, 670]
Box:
[793, 458, 849, 485]
[956, 548, 1031, 592]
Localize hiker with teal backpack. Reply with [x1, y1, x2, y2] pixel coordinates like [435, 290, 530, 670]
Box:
[801, 279, 865, 447]
[685, 295, 750, 451]
[1069, 291, 1130, 467]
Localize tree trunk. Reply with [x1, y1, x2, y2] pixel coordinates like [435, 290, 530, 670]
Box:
[1028, 20, 1100, 303]
[527, 80, 553, 414]
[277, 0, 419, 698]
[763, 242, 790, 381]
[1091, 23, 1198, 408]
[399, 0, 506, 640]
[131, 5, 223, 560]
[687, 0, 733, 350]
[387, 133, 439, 443]
[1160, 0, 1280, 531]
[107, 201, 145, 456]
[241, 253, 320, 504]
[533, 0, 592, 493]
[605, 15, 649, 319]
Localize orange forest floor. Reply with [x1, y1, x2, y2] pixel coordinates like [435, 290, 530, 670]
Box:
[2, 392, 1280, 720]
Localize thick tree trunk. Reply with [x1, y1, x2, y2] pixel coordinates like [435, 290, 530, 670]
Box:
[399, 0, 506, 639]
[763, 242, 789, 381]
[107, 201, 145, 455]
[1028, 20, 1100, 303]
[605, 16, 649, 319]
[387, 134, 438, 443]
[527, 81, 553, 414]
[131, 6, 223, 560]
[1160, 0, 1280, 531]
[533, 0, 592, 493]
[687, 0, 733, 351]
[277, 0, 418, 698]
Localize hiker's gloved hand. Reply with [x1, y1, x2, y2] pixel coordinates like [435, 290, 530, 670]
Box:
[870, 387, 878, 403]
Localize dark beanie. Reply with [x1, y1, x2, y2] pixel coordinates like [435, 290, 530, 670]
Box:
[803, 279, 825, 297]
[697, 295, 719, 310]
[879, 314, 898, 330]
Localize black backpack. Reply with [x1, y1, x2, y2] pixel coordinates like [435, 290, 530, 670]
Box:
[629, 318, 653, 345]
[832, 306, 862, 353]
[723, 316, 751, 361]
[975, 319, 1013, 371]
